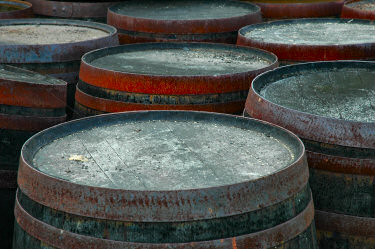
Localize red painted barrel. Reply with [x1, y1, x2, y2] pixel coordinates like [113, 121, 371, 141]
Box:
[244, 61, 375, 249]
[0, 0, 32, 19]
[0, 19, 118, 117]
[241, 0, 343, 19]
[14, 111, 317, 248]
[27, 0, 119, 22]
[74, 43, 278, 117]
[107, 0, 262, 44]
[237, 18, 375, 64]
[341, 0, 375, 20]
[0, 65, 67, 249]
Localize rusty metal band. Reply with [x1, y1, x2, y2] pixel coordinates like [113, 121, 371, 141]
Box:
[0, 170, 17, 188]
[8, 60, 81, 75]
[17, 111, 308, 222]
[244, 61, 375, 149]
[117, 29, 238, 44]
[0, 113, 66, 131]
[309, 167, 375, 217]
[17, 185, 311, 243]
[304, 139, 375, 174]
[0, 19, 118, 63]
[0, 104, 66, 117]
[78, 80, 249, 105]
[255, 1, 343, 18]
[14, 191, 315, 249]
[341, 0, 375, 19]
[0, 80, 66, 109]
[316, 210, 375, 236]
[75, 86, 248, 114]
[237, 19, 375, 61]
[79, 43, 278, 95]
[0, 0, 33, 19]
[27, 0, 117, 18]
[107, 1, 261, 34]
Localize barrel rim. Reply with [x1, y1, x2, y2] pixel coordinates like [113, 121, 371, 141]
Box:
[0, 64, 67, 86]
[17, 110, 308, 222]
[0, 0, 31, 9]
[27, 0, 118, 18]
[79, 42, 279, 95]
[107, 0, 261, 34]
[81, 42, 278, 77]
[315, 209, 375, 236]
[0, 18, 118, 63]
[341, 0, 375, 18]
[247, 60, 375, 149]
[238, 18, 375, 47]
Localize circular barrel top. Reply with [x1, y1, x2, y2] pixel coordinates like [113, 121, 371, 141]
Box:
[80, 43, 278, 95]
[108, 0, 261, 34]
[346, 0, 375, 10]
[241, 19, 375, 45]
[0, 24, 108, 45]
[0, 0, 32, 19]
[0, 19, 118, 63]
[18, 111, 307, 222]
[88, 43, 275, 76]
[0, 65, 65, 85]
[237, 18, 375, 61]
[246, 61, 375, 148]
[342, 0, 375, 19]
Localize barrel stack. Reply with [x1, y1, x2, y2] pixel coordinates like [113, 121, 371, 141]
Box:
[237, 18, 375, 65]
[13, 111, 317, 249]
[0, 18, 118, 117]
[244, 61, 375, 249]
[74, 42, 278, 117]
[0, 0, 32, 19]
[0, 65, 67, 249]
[107, 0, 262, 44]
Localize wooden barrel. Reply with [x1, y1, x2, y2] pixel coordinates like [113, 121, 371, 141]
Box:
[74, 42, 278, 117]
[0, 65, 67, 249]
[107, 0, 262, 44]
[0, 0, 32, 19]
[27, 0, 120, 23]
[244, 61, 375, 249]
[14, 111, 317, 249]
[0, 18, 118, 117]
[341, 0, 375, 20]
[241, 0, 343, 20]
[237, 18, 375, 65]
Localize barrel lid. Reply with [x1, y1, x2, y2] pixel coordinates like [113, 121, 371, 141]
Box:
[241, 18, 375, 45]
[0, 0, 31, 11]
[87, 43, 275, 76]
[0, 65, 66, 85]
[247, 61, 375, 148]
[237, 18, 375, 61]
[79, 43, 278, 95]
[346, 0, 375, 10]
[107, 0, 261, 34]
[0, 19, 118, 63]
[18, 111, 308, 221]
